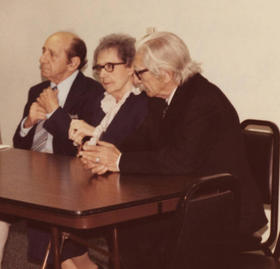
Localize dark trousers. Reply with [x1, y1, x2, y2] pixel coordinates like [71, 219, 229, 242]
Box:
[27, 223, 87, 265]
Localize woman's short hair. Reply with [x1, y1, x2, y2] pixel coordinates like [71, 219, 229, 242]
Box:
[136, 32, 201, 85]
[93, 33, 136, 69]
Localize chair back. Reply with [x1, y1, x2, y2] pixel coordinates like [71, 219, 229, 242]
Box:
[241, 119, 280, 249]
[168, 173, 239, 269]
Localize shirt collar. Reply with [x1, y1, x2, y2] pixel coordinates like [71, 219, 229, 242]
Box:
[166, 87, 177, 105]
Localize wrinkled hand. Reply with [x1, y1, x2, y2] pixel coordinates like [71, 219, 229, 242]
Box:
[79, 141, 121, 175]
[37, 87, 59, 113]
[24, 102, 47, 128]
[69, 119, 95, 146]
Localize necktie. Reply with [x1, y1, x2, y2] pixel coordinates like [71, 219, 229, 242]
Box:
[31, 86, 57, 152]
[31, 120, 48, 152]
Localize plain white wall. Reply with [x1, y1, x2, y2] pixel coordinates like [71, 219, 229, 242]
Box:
[0, 0, 279, 145]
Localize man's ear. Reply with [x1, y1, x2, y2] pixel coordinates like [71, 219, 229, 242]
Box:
[68, 56, 81, 71]
[160, 69, 173, 83]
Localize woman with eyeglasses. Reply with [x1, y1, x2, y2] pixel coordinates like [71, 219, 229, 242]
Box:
[62, 33, 149, 269]
[65, 34, 148, 269]
[68, 34, 148, 151]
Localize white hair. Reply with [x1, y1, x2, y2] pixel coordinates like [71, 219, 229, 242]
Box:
[136, 32, 201, 84]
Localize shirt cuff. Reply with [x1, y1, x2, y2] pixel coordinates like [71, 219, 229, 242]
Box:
[19, 117, 32, 137]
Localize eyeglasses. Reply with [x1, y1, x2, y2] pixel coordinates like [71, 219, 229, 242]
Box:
[134, 68, 149, 80]
[92, 62, 126, 73]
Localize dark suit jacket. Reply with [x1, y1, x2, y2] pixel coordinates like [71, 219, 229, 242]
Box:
[13, 72, 104, 156]
[120, 73, 266, 235]
[81, 91, 149, 148]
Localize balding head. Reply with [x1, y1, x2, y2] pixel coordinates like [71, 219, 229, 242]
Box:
[40, 31, 87, 84]
[49, 32, 87, 70]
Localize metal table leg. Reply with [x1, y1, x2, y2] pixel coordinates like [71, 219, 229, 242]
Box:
[51, 226, 61, 269]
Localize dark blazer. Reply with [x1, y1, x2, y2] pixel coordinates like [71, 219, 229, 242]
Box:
[13, 72, 104, 156]
[81, 91, 149, 148]
[120, 73, 266, 235]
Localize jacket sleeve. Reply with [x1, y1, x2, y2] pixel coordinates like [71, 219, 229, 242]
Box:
[13, 87, 40, 149]
[43, 107, 72, 142]
[119, 97, 232, 175]
[119, 97, 165, 151]
[43, 107, 76, 155]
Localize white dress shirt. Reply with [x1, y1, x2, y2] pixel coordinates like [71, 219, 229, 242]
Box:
[165, 87, 177, 105]
[20, 70, 79, 153]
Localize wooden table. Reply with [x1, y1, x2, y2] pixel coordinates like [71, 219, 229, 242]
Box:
[0, 148, 191, 268]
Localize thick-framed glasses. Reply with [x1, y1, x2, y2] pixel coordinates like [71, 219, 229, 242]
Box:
[134, 68, 149, 80]
[92, 62, 126, 73]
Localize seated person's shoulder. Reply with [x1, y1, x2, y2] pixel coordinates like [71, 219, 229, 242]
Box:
[83, 75, 104, 92]
[120, 92, 149, 119]
[134, 91, 149, 104]
[80, 78, 105, 102]
[190, 74, 234, 110]
[30, 80, 50, 91]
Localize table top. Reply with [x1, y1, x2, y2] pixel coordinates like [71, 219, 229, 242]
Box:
[0, 148, 191, 228]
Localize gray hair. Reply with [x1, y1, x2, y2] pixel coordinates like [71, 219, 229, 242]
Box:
[93, 33, 135, 69]
[136, 32, 201, 85]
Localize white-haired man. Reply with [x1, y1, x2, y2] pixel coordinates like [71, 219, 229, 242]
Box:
[80, 32, 267, 268]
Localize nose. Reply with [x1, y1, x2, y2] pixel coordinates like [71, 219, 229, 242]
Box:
[40, 51, 49, 64]
[99, 68, 107, 79]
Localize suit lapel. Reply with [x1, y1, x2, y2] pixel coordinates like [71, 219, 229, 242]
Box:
[63, 72, 86, 112]
[161, 84, 185, 124]
[163, 76, 197, 123]
[105, 93, 134, 133]
[159, 78, 196, 145]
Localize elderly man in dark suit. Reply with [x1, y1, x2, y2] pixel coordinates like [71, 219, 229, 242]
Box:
[11, 31, 103, 268]
[13, 31, 103, 156]
[80, 31, 267, 268]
